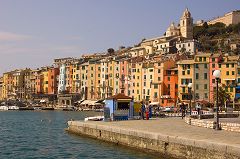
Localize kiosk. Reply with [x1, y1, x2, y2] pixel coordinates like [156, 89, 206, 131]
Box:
[104, 93, 133, 121]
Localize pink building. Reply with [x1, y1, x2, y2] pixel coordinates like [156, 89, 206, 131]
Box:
[119, 59, 130, 96]
[209, 53, 223, 103]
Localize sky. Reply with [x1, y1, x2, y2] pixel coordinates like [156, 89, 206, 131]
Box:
[0, 0, 239, 74]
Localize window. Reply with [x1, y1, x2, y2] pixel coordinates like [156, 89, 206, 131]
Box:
[226, 71, 229, 75]
[212, 58, 215, 62]
[91, 67, 93, 71]
[168, 77, 170, 81]
[158, 77, 161, 81]
[182, 87, 185, 93]
[232, 71, 235, 75]
[154, 84, 158, 89]
[168, 84, 170, 89]
[154, 92, 158, 98]
[158, 69, 161, 73]
[144, 82, 146, 86]
[150, 75, 152, 79]
[232, 64, 234, 68]
[204, 64, 208, 68]
[230, 87, 233, 92]
[204, 84, 207, 89]
[204, 73, 207, 79]
[144, 75, 146, 79]
[196, 93, 199, 99]
[199, 57, 202, 62]
[212, 79, 215, 83]
[219, 64, 221, 68]
[149, 69, 153, 72]
[203, 57, 206, 61]
[196, 84, 199, 90]
[137, 83, 139, 87]
[204, 93, 208, 98]
[195, 64, 199, 68]
[196, 73, 199, 79]
[212, 64, 215, 68]
[226, 64, 229, 68]
[182, 71, 185, 75]
[187, 70, 190, 74]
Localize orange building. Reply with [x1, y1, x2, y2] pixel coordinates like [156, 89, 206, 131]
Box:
[35, 71, 43, 94]
[48, 67, 59, 94]
[162, 67, 178, 107]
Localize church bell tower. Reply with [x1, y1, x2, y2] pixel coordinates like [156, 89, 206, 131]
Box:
[180, 8, 193, 39]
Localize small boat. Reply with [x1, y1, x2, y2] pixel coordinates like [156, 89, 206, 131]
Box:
[19, 107, 34, 110]
[0, 106, 8, 111]
[8, 106, 19, 110]
[84, 116, 104, 121]
[62, 107, 75, 111]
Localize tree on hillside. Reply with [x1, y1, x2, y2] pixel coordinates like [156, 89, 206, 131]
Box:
[107, 48, 115, 55]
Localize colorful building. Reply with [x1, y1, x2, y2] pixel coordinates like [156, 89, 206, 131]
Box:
[162, 67, 178, 107]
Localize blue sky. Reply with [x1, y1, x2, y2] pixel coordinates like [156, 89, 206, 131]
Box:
[0, 0, 239, 74]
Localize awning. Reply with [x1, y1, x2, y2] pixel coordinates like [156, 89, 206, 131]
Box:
[149, 102, 159, 105]
[223, 78, 235, 81]
[80, 100, 102, 105]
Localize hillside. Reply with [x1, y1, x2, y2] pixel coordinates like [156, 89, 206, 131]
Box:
[193, 22, 240, 54]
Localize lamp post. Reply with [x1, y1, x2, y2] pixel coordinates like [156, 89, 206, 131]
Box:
[188, 83, 193, 115]
[213, 70, 221, 130]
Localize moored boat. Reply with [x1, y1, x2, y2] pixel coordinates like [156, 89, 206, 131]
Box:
[0, 106, 8, 111]
[8, 106, 19, 110]
[84, 116, 104, 121]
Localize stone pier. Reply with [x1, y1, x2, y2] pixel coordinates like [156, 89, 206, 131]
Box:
[67, 118, 240, 159]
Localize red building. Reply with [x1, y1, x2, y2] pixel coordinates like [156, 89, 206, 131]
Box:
[162, 67, 178, 107]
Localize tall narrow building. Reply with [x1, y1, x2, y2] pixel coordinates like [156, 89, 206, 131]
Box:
[180, 8, 193, 39]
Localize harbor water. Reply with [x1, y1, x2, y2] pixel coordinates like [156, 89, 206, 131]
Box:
[0, 111, 159, 159]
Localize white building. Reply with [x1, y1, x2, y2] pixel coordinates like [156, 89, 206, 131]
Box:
[176, 39, 200, 55]
[58, 64, 66, 93]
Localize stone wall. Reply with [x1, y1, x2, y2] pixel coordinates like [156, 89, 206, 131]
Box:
[67, 121, 240, 159]
[185, 117, 240, 133]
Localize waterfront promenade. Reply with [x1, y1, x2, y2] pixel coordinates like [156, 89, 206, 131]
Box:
[68, 118, 240, 159]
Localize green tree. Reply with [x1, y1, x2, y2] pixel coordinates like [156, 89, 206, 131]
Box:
[214, 86, 231, 109]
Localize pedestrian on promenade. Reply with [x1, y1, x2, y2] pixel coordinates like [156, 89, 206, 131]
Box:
[138, 109, 142, 119]
[181, 102, 185, 119]
[141, 102, 145, 120]
[146, 108, 149, 120]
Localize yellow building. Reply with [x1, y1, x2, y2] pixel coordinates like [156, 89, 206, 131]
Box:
[0, 77, 3, 100]
[2, 72, 14, 99]
[42, 67, 49, 94]
[177, 59, 195, 103]
[129, 58, 143, 101]
[80, 62, 89, 99]
[219, 55, 238, 100]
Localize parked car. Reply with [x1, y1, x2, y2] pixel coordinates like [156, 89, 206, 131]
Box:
[163, 106, 174, 112]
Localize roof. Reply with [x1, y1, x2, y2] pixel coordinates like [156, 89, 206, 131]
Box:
[106, 93, 132, 100]
[177, 59, 195, 64]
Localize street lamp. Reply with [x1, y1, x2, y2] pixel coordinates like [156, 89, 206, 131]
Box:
[213, 70, 221, 130]
[188, 83, 193, 115]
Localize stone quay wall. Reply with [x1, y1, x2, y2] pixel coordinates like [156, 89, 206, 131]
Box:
[67, 121, 240, 159]
[185, 117, 240, 133]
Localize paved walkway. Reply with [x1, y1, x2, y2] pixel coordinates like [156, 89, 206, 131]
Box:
[87, 118, 240, 147]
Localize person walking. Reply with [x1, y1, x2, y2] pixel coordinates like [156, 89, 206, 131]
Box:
[141, 102, 145, 120]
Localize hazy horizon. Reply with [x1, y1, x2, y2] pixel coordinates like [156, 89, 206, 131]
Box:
[0, 0, 239, 75]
